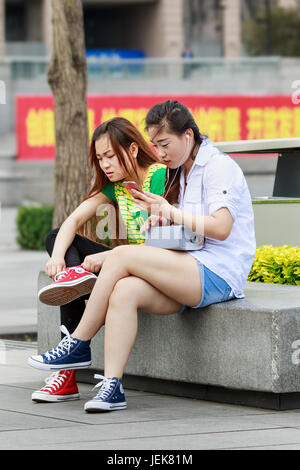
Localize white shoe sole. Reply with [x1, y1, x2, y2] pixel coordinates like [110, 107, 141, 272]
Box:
[27, 356, 92, 371]
[32, 391, 80, 402]
[84, 401, 127, 412]
[38, 275, 97, 306]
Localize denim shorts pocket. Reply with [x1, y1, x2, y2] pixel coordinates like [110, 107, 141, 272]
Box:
[221, 286, 233, 302]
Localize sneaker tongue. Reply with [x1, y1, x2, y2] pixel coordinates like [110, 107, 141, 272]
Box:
[55, 266, 88, 281]
[74, 266, 86, 274]
[56, 270, 69, 281]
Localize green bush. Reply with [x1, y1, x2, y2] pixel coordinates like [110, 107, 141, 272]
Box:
[16, 205, 54, 250]
[248, 245, 300, 285]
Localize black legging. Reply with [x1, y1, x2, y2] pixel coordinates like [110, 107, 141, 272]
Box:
[45, 229, 111, 334]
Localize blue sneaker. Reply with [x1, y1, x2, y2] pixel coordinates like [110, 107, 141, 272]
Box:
[27, 325, 92, 371]
[84, 374, 127, 412]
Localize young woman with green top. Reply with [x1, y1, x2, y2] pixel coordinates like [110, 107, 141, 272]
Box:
[31, 117, 166, 403]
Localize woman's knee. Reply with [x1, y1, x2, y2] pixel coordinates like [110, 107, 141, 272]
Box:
[110, 245, 129, 257]
[107, 245, 142, 265]
[102, 245, 131, 268]
[109, 277, 138, 308]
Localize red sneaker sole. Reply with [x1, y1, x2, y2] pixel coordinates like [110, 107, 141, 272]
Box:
[38, 276, 97, 306]
[32, 392, 80, 402]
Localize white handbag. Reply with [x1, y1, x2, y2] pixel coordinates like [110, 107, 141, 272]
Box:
[145, 224, 205, 251]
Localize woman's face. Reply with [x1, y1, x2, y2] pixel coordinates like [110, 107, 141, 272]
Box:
[148, 126, 190, 169]
[95, 134, 136, 182]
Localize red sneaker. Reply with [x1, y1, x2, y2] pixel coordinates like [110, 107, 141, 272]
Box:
[31, 370, 80, 402]
[38, 265, 97, 306]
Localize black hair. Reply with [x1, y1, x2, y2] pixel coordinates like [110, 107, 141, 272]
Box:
[145, 100, 203, 146]
[145, 100, 205, 204]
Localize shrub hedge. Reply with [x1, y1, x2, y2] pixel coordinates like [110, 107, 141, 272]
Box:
[16, 205, 54, 251]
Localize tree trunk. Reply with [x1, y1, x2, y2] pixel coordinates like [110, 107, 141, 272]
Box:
[48, 0, 90, 228]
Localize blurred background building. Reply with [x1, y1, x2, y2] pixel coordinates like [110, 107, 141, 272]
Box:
[1, 0, 299, 60]
[1, 0, 239, 59]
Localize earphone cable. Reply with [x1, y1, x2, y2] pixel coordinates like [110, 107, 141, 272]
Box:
[163, 135, 190, 199]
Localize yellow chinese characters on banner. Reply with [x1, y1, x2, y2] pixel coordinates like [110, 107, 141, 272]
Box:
[101, 108, 149, 140]
[100, 106, 241, 142]
[100, 106, 300, 142]
[26, 109, 55, 147]
[247, 107, 300, 139]
[192, 107, 241, 141]
[18, 95, 300, 160]
[24, 104, 300, 150]
[25, 108, 95, 147]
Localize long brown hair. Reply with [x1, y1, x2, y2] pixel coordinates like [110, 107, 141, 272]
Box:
[79, 117, 160, 243]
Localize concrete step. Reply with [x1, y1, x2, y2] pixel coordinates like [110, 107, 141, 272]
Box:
[0, 155, 14, 171]
[13, 160, 55, 205]
[0, 134, 16, 172]
[0, 134, 16, 159]
[0, 170, 24, 206]
[0, 159, 54, 207]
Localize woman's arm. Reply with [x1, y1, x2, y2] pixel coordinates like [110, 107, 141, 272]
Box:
[132, 191, 233, 241]
[169, 206, 234, 241]
[46, 192, 111, 278]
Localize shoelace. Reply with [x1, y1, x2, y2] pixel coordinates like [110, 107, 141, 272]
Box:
[42, 371, 68, 392]
[44, 325, 77, 360]
[54, 266, 85, 282]
[92, 374, 117, 401]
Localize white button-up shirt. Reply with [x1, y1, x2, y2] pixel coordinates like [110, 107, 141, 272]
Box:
[178, 138, 256, 298]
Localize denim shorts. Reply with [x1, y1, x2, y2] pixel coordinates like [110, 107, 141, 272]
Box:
[179, 260, 235, 313]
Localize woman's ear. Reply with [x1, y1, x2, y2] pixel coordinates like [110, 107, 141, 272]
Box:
[185, 128, 194, 141]
[129, 142, 139, 159]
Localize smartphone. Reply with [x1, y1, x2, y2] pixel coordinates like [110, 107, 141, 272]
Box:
[123, 181, 144, 196]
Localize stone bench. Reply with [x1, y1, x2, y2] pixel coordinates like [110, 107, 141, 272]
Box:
[37, 271, 300, 410]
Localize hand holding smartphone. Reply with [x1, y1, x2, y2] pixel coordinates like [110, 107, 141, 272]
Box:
[123, 181, 145, 197]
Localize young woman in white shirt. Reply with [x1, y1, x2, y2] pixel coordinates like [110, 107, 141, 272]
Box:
[28, 100, 256, 412]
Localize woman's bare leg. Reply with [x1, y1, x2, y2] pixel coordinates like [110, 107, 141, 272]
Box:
[72, 245, 201, 341]
[104, 276, 182, 378]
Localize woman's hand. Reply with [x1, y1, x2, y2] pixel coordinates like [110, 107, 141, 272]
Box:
[131, 190, 173, 220]
[82, 252, 110, 273]
[140, 214, 169, 233]
[45, 257, 66, 280]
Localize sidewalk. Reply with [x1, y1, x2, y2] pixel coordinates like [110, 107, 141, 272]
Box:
[2, 208, 300, 450]
[2, 342, 300, 450]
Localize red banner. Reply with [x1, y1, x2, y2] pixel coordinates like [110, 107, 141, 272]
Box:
[16, 94, 300, 160]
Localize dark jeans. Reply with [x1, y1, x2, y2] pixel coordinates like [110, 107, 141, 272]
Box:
[45, 229, 111, 335]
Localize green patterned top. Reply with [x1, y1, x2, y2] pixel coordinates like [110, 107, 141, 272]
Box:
[101, 163, 166, 244]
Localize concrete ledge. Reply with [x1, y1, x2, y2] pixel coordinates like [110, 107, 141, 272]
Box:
[215, 137, 300, 154]
[37, 272, 300, 409]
